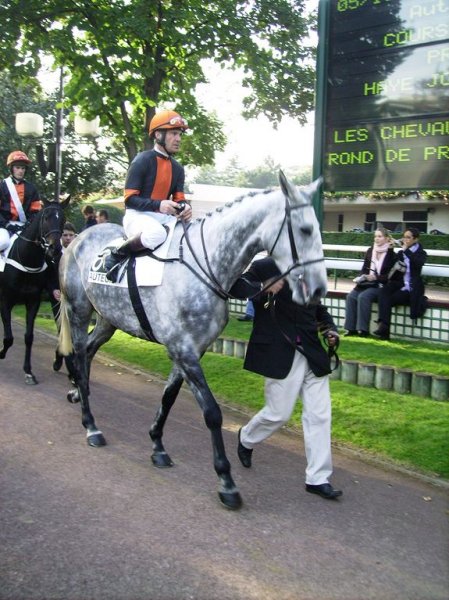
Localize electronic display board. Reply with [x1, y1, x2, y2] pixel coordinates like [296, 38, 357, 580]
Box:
[322, 0, 449, 191]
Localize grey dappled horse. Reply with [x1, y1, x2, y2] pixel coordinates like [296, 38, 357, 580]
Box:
[58, 172, 327, 509]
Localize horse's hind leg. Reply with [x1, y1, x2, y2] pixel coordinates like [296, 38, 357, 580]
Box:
[179, 354, 242, 510]
[149, 368, 184, 467]
[71, 316, 116, 447]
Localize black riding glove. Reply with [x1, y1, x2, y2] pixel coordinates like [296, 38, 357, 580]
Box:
[6, 223, 22, 235]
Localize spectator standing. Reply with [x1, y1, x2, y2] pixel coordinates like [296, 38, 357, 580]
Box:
[237, 299, 254, 322]
[96, 209, 109, 223]
[81, 205, 97, 230]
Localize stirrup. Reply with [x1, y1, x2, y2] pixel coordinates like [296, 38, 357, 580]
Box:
[106, 261, 125, 283]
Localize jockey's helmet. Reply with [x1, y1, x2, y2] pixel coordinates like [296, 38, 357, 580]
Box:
[7, 150, 32, 169]
[149, 110, 189, 138]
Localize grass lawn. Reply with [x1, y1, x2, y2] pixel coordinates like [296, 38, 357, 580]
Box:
[12, 304, 449, 481]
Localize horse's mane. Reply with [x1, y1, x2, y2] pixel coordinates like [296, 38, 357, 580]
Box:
[191, 187, 274, 224]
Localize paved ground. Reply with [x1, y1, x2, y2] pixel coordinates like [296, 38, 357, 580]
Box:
[1, 324, 448, 600]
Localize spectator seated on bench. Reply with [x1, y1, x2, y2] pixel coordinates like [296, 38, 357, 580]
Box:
[344, 228, 399, 338]
[373, 227, 427, 341]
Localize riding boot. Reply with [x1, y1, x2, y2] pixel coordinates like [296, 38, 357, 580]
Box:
[105, 234, 146, 282]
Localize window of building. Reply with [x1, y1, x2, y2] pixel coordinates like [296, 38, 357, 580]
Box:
[403, 210, 428, 233]
[338, 213, 344, 232]
[364, 212, 376, 232]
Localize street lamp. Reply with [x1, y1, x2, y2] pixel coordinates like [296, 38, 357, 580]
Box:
[15, 67, 100, 200]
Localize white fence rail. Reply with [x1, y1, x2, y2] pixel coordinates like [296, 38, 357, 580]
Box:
[323, 245, 449, 279]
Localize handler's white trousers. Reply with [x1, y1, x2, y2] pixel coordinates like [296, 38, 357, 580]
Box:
[123, 209, 175, 249]
[240, 351, 333, 485]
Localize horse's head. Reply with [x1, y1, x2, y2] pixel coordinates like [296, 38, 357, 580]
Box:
[30, 196, 71, 263]
[266, 172, 327, 305]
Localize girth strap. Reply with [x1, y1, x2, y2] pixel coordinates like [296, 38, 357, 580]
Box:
[126, 256, 160, 344]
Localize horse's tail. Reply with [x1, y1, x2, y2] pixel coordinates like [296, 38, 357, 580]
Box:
[58, 294, 73, 356]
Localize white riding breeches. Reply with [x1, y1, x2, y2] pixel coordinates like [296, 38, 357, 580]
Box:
[240, 351, 333, 485]
[123, 209, 175, 249]
[0, 228, 9, 252]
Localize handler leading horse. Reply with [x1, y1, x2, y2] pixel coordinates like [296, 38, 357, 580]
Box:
[0, 198, 70, 383]
[58, 173, 327, 509]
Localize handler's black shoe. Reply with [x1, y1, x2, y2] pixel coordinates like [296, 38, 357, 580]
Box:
[344, 330, 357, 337]
[237, 428, 253, 468]
[305, 483, 342, 500]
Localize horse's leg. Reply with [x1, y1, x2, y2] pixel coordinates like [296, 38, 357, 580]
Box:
[48, 293, 64, 371]
[22, 296, 41, 385]
[0, 297, 14, 359]
[149, 368, 184, 467]
[178, 353, 242, 510]
[70, 316, 116, 447]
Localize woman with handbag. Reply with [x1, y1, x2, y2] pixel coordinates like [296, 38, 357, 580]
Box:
[344, 227, 399, 337]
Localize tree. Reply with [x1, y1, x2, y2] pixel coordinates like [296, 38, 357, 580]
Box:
[0, 72, 120, 199]
[0, 0, 316, 165]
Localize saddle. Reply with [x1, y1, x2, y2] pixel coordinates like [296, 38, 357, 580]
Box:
[89, 224, 176, 288]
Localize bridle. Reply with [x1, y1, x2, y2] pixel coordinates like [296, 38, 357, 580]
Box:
[15, 205, 64, 266]
[153, 193, 325, 301]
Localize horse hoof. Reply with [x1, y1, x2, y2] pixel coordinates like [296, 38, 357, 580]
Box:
[218, 491, 243, 510]
[67, 390, 80, 404]
[53, 356, 63, 371]
[25, 373, 38, 385]
[87, 431, 106, 447]
[151, 452, 174, 468]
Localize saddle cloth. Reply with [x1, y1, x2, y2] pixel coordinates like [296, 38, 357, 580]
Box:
[88, 220, 177, 287]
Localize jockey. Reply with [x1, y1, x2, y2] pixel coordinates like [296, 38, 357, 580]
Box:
[104, 109, 193, 282]
[0, 151, 41, 253]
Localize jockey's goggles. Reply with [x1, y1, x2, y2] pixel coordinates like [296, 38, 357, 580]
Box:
[163, 116, 188, 128]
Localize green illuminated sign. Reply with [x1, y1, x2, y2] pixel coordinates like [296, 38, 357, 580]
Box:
[323, 0, 449, 191]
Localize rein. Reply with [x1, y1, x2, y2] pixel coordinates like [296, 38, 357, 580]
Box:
[170, 195, 325, 302]
[12, 205, 63, 270]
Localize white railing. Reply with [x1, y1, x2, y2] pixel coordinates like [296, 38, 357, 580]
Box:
[323, 245, 449, 279]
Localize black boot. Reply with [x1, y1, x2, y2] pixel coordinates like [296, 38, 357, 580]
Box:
[373, 321, 390, 340]
[105, 235, 146, 282]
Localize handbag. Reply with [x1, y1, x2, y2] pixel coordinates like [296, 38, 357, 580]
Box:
[355, 281, 378, 289]
[353, 275, 378, 290]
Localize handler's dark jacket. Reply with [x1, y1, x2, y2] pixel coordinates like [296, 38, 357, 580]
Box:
[0, 178, 41, 228]
[230, 257, 337, 379]
[124, 149, 185, 213]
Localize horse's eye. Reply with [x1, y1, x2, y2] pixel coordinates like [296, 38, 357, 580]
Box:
[300, 226, 312, 236]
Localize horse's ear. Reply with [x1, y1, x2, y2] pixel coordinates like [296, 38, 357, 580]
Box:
[307, 177, 323, 195]
[60, 194, 71, 210]
[278, 169, 295, 198]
